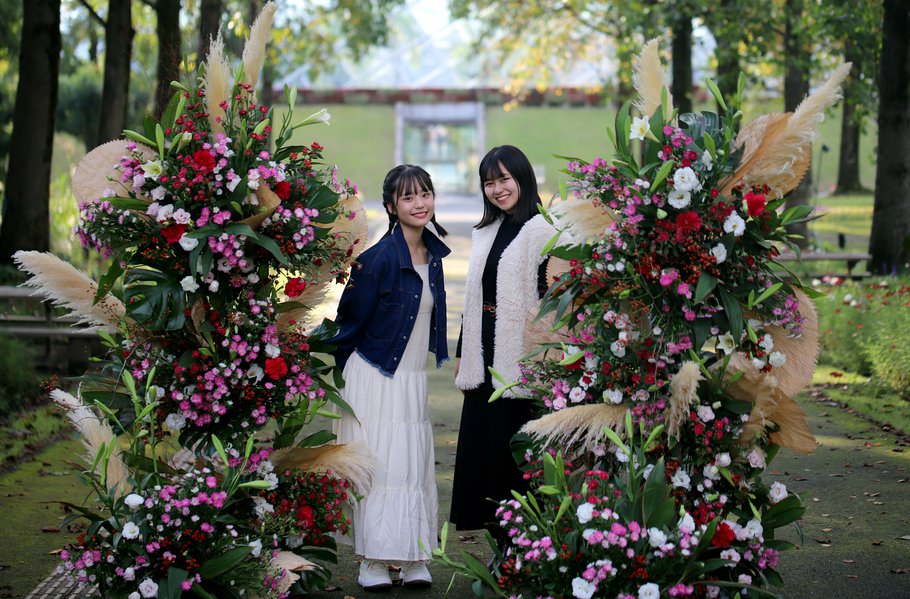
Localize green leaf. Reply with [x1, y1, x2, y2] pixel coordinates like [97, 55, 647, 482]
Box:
[650, 158, 676, 191]
[694, 273, 717, 303]
[123, 129, 156, 147]
[718, 286, 744, 343]
[250, 233, 289, 266]
[166, 567, 188, 599]
[705, 78, 728, 113]
[94, 256, 127, 305]
[297, 430, 337, 447]
[198, 546, 253, 580]
[540, 231, 562, 256]
[123, 266, 187, 331]
[160, 91, 183, 134]
[753, 282, 783, 307]
[155, 124, 166, 158]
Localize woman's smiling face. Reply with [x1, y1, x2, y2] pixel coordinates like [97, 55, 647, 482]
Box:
[390, 182, 435, 230]
[483, 162, 521, 214]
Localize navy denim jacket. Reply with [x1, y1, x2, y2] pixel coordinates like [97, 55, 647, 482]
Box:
[330, 224, 450, 377]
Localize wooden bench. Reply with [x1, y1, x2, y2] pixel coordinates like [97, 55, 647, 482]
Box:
[776, 251, 872, 280]
[0, 285, 103, 373]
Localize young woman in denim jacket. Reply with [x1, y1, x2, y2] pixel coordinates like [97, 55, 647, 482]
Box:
[330, 164, 449, 590]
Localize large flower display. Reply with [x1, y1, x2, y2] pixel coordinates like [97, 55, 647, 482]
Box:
[14, 3, 371, 597]
[436, 41, 850, 598]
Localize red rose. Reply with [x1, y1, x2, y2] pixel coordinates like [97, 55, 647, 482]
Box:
[745, 190, 767, 217]
[264, 357, 288, 380]
[193, 149, 216, 171]
[711, 521, 736, 548]
[284, 278, 306, 298]
[296, 505, 315, 528]
[273, 180, 291, 200]
[161, 224, 187, 244]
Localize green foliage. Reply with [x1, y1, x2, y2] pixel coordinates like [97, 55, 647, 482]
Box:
[0, 333, 40, 415]
[864, 303, 910, 394]
[55, 63, 102, 150]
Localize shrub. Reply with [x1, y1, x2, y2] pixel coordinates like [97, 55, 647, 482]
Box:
[864, 302, 910, 395]
[0, 333, 40, 416]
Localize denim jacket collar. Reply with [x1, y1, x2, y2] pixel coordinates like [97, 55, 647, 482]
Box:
[391, 224, 451, 269]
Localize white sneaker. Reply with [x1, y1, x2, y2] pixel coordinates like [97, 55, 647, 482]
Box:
[358, 560, 393, 591]
[401, 561, 432, 588]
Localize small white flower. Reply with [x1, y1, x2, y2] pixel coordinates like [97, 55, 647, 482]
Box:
[716, 333, 735, 355]
[208, 280, 220, 293]
[738, 573, 753, 586]
[164, 413, 186, 431]
[759, 333, 775, 351]
[246, 169, 261, 190]
[648, 527, 667, 548]
[265, 343, 281, 358]
[769, 481, 788, 504]
[141, 160, 163, 181]
[678, 513, 696, 534]
[715, 452, 732, 467]
[702, 150, 713, 171]
[124, 494, 145, 511]
[138, 578, 159, 598]
[752, 357, 766, 370]
[671, 469, 691, 490]
[723, 213, 746, 237]
[121, 521, 140, 539]
[246, 364, 264, 383]
[150, 186, 167, 201]
[768, 351, 787, 367]
[610, 341, 626, 358]
[572, 577, 598, 599]
[711, 243, 727, 264]
[634, 178, 651, 189]
[178, 234, 199, 251]
[129, 593, 141, 599]
[697, 405, 715, 422]
[673, 167, 701, 192]
[641, 463, 655, 480]
[569, 386, 586, 403]
[180, 276, 199, 293]
[172, 208, 191, 224]
[603, 388, 623, 404]
[226, 173, 241, 192]
[629, 115, 651, 141]
[155, 203, 174, 223]
[123, 567, 136, 581]
[576, 502, 595, 524]
[720, 548, 741, 564]
[667, 189, 691, 209]
[249, 538, 263, 557]
[638, 582, 660, 599]
[706, 586, 720, 598]
[747, 448, 766, 469]
[703, 463, 720, 481]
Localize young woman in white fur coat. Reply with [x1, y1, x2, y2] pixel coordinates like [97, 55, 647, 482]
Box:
[451, 145, 558, 534]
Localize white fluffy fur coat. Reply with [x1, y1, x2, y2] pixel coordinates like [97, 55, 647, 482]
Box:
[456, 214, 556, 397]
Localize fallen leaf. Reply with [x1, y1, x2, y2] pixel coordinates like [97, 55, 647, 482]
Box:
[822, 528, 833, 533]
[816, 539, 831, 545]
[812, 497, 821, 502]
[323, 585, 342, 592]
[829, 473, 845, 478]
[892, 569, 908, 574]
[874, 501, 885, 505]
[867, 492, 881, 498]
[40, 527, 60, 533]
[896, 535, 910, 541]
[872, 540, 884, 546]
[843, 559, 855, 564]
[846, 575, 859, 579]
[793, 476, 809, 481]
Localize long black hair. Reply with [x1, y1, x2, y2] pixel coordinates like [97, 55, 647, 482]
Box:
[381, 164, 448, 238]
[475, 145, 541, 229]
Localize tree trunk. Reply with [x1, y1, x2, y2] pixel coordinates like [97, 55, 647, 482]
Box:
[671, 12, 692, 115]
[835, 45, 864, 194]
[0, 0, 61, 264]
[783, 0, 812, 248]
[153, 0, 181, 120]
[197, 0, 221, 67]
[97, 0, 133, 146]
[868, 0, 910, 275]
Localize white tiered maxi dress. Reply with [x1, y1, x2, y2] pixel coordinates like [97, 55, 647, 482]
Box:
[334, 263, 439, 561]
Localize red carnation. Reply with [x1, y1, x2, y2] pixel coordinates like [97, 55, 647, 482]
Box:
[161, 224, 187, 245]
[274, 180, 291, 200]
[711, 521, 736, 548]
[264, 357, 288, 380]
[284, 278, 306, 298]
[296, 505, 315, 528]
[745, 190, 767, 217]
[193, 149, 216, 171]
[675, 210, 702, 234]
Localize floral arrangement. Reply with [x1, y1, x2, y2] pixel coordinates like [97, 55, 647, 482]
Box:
[14, 3, 371, 597]
[437, 41, 850, 597]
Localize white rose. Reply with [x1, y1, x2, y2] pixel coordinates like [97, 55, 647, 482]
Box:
[673, 167, 701, 192]
[769, 481, 788, 504]
[610, 341, 626, 358]
[572, 577, 597, 599]
[155, 204, 174, 223]
[569, 387, 586, 403]
[150, 186, 167, 201]
[138, 579, 159, 598]
[703, 463, 720, 481]
[671, 469, 691, 490]
[246, 364, 264, 382]
[178, 234, 199, 251]
[667, 189, 691, 209]
[208, 280, 220, 293]
[121, 521, 140, 539]
[678, 513, 696, 534]
[711, 243, 727, 264]
[697, 405, 715, 422]
[747, 447, 766, 469]
[265, 343, 281, 358]
[124, 494, 145, 511]
[129, 593, 141, 599]
[638, 582, 660, 599]
[179, 276, 199, 293]
[759, 333, 774, 351]
[769, 351, 787, 367]
[723, 213, 746, 237]
[648, 527, 668, 548]
[123, 567, 136, 581]
[576, 502, 595, 524]
[715, 452, 732, 467]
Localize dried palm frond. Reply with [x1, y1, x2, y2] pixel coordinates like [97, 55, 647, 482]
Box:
[522, 306, 570, 360]
[768, 394, 817, 454]
[522, 403, 627, 453]
[241, 1, 277, 94]
[237, 185, 281, 230]
[720, 63, 851, 198]
[51, 389, 130, 494]
[548, 197, 616, 243]
[203, 33, 232, 134]
[667, 362, 703, 438]
[633, 38, 673, 119]
[71, 140, 156, 206]
[270, 443, 374, 495]
[327, 194, 369, 261]
[14, 251, 126, 332]
[765, 289, 819, 397]
[272, 551, 317, 593]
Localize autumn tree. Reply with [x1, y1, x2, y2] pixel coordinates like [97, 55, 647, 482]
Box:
[868, 0, 910, 274]
[0, 0, 62, 263]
